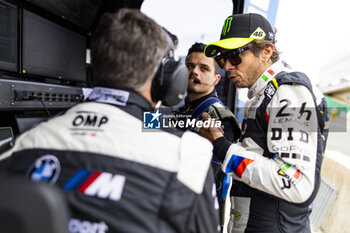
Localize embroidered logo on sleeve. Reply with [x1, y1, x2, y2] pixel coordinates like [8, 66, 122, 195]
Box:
[225, 155, 254, 178]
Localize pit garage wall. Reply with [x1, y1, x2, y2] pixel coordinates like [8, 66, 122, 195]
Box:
[318, 156, 350, 233]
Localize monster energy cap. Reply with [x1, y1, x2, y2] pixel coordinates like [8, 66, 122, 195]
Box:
[204, 13, 275, 57]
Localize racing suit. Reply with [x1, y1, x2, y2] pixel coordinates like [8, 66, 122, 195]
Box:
[172, 90, 241, 227]
[0, 87, 220, 233]
[213, 59, 329, 233]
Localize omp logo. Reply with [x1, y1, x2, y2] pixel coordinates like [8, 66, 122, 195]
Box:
[69, 218, 108, 233]
[222, 17, 233, 36]
[71, 111, 109, 136]
[64, 169, 126, 201]
[72, 111, 108, 128]
[143, 109, 161, 129]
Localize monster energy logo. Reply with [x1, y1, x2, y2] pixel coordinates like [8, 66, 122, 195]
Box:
[222, 17, 233, 36]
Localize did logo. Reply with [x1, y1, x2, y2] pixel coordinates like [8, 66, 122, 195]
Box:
[143, 110, 162, 129]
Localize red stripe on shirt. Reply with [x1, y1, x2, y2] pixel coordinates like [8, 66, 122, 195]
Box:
[264, 111, 270, 122]
[78, 172, 101, 192]
[236, 158, 254, 178]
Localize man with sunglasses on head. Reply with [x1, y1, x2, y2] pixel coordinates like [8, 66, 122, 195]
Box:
[200, 13, 329, 233]
[172, 42, 241, 228]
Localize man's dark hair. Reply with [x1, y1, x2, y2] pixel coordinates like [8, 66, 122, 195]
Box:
[91, 9, 168, 91]
[186, 42, 220, 74]
[186, 42, 206, 58]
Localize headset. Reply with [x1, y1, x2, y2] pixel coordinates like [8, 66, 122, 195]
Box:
[151, 31, 188, 107]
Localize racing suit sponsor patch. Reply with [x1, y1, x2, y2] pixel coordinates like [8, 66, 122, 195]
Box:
[64, 169, 126, 201]
[70, 111, 109, 136]
[69, 218, 108, 233]
[277, 164, 303, 189]
[264, 82, 276, 99]
[87, 87, 130, 106]
[26, 154, 61, 184]
[225, 155, 254, 178]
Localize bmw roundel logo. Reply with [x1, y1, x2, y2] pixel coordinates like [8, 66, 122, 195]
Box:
[26, 155, 61, 185]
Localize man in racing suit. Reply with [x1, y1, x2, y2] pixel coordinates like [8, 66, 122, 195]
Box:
[0, 9, 220, 233]
[172, 42, 241, 227]
[200, 13, 329, 233]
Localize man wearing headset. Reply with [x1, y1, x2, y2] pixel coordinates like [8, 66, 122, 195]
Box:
[0, 9, 220, 233]
[174, 42, 240, 141]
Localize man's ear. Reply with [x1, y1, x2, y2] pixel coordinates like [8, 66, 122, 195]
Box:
[214, 74, 221, 85]
[262, 43, 274, 61]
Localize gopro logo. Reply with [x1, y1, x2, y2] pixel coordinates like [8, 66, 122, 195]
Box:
[143, 110, 161, 129]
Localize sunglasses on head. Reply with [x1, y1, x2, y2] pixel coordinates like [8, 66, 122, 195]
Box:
[215, 46, 250, 68]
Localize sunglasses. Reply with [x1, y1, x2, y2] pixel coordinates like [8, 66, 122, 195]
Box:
[215, 46, 250, 68]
